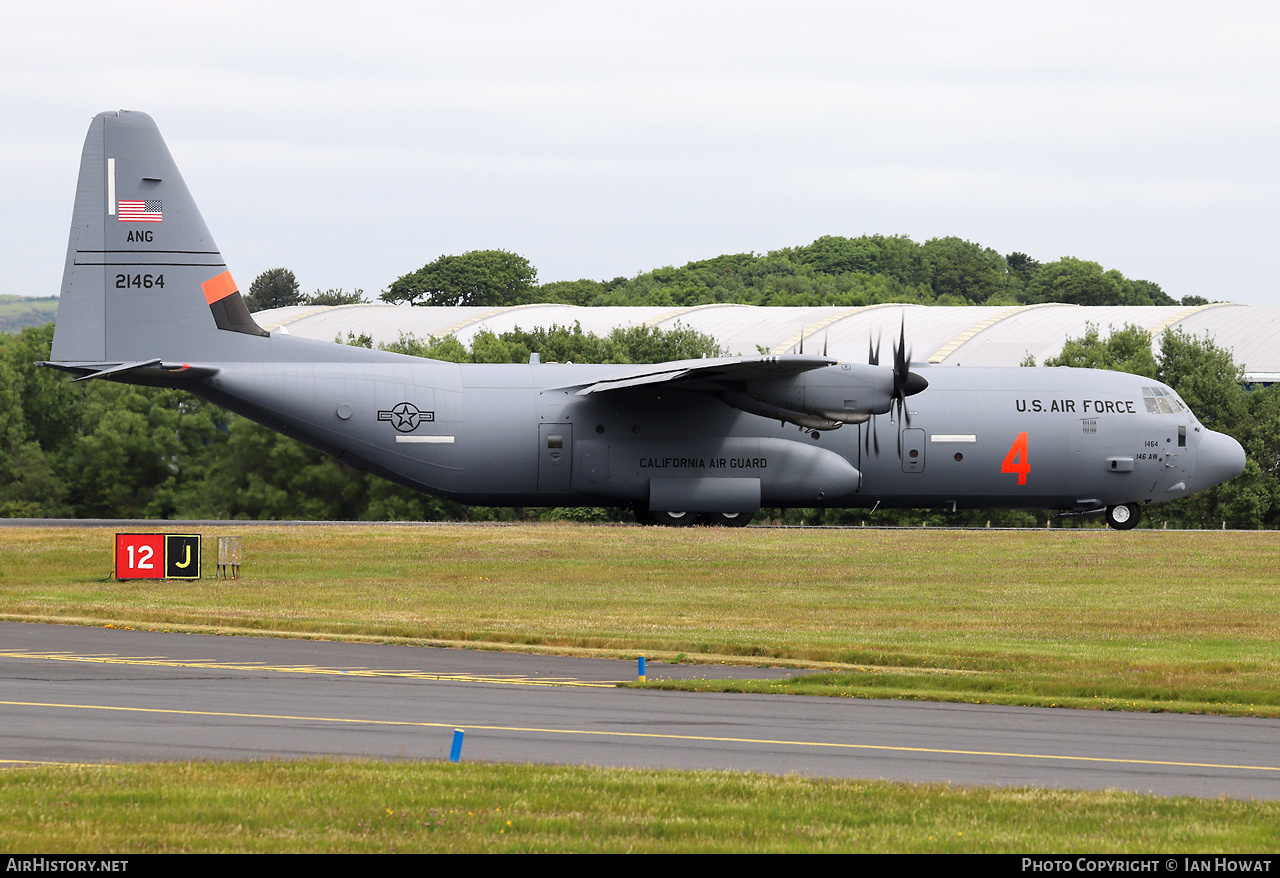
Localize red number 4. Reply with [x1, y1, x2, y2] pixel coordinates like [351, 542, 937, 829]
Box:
[1002, 432, 1030, 485]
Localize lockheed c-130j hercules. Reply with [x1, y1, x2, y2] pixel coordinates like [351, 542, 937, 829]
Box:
[42, 111, 1247, 529]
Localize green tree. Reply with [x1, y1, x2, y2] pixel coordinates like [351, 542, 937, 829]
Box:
[0, 326, 81, 516]
[1027, 258, 1124, 306]
[1156, 328, 1247, 431]
[244, 268, 302, 312]
[1040, 323, 1158, 377]
[1025, 259, 1176, 307]
[784, 235, 927, 285]
[920, 237, 1012, 304]
[1223, 386, 1280, 527]
[0, 357, 61, 516]
[382, 251, 538, 307]
[531, 279, 611, 306]
[367, 322, 722, 367]
[62, 384, 231, 519]
[304, 288, 365, 306]
[1006, 252, 1041, 291]
[1128, 279, 1177, 306]
[199, 420, 365, 520]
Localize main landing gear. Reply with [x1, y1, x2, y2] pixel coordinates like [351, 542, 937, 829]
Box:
[648, 510, 701, 527]
[643, 510, 755, 527]
[704, 511, 752, 527]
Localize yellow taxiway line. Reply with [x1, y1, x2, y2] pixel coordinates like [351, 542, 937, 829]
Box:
[0, 649, 621, 687]
[1, 699, 1277, 775]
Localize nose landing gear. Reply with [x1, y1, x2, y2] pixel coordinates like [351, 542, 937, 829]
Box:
[1105, 503, 1141, 530]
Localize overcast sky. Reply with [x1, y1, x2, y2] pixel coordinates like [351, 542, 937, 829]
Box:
[3, 1, 1277, 305]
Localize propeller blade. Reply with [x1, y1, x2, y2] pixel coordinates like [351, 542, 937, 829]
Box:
[894, 318, 909, 387]
[865, 316, 928, 460]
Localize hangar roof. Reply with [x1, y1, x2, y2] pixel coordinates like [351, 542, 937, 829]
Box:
[255, 302, 1280, 381]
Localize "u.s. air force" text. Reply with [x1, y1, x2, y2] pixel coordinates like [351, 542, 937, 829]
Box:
[1015, 398, 1137, 414]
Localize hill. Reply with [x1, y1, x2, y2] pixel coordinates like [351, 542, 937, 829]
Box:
[0, 296, 58, 332]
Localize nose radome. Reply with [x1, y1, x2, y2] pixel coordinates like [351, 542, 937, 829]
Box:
[1198, 430, 1246, 489]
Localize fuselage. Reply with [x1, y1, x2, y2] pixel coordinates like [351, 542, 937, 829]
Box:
[182, 336, 1245, 515]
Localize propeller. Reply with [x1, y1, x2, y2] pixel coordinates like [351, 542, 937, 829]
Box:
[796, 330, 830, 358]
[891, 319, 913, 457]
[864, 331, 882, 454]
[864, 317, 929, 458]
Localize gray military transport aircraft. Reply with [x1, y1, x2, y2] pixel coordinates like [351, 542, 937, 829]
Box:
[42, 111, 1247, 528]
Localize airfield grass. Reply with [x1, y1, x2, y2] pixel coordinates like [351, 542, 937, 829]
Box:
[1, 524, 1278, 716]
[2, 759, 1278, 853]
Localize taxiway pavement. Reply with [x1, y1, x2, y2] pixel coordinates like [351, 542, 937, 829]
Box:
[1, 621, 1276, 799]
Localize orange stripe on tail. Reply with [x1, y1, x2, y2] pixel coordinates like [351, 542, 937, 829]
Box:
[201, 271, 239, 304]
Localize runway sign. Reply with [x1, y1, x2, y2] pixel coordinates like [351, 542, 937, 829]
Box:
[164, 534, 202, 580]
[114, 534, 202, 580]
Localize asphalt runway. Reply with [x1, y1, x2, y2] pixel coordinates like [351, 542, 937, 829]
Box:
[1, 621, 1278, 799]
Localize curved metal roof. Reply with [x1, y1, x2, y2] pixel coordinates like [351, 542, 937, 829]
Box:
[257, 302, 1275, 380]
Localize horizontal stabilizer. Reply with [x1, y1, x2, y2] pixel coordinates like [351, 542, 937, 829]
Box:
[39, 359, 219, 382]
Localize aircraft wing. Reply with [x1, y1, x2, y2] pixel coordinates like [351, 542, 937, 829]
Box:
[569, 354, 837, 396]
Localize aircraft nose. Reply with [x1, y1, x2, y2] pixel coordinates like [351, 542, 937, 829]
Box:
[1197, 429, 1246, 489]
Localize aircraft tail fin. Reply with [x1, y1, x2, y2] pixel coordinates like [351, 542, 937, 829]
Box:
[50, 110, 265, 365]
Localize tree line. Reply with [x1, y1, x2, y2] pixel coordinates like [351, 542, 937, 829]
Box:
[378, 237, 1208, 311]
[242, 268, 366, 311]
[237, 236, 1211, 316]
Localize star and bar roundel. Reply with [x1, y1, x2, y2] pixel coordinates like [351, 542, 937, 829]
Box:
[378, 402, 434, 432]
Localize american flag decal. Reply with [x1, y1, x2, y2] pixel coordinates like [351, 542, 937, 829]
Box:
[118, 199, 163, 222]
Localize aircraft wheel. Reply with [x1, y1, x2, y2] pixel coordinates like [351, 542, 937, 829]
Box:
[1105, 503, 1141, 530]
[705, 511, 753, 527]
[649, 510, 702, 527]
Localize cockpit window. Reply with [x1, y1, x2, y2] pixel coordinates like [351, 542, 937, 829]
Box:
[1142, 386, 1186, 414]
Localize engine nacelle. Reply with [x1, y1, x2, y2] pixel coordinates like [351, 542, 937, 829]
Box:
[742, 363, 896, 424]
